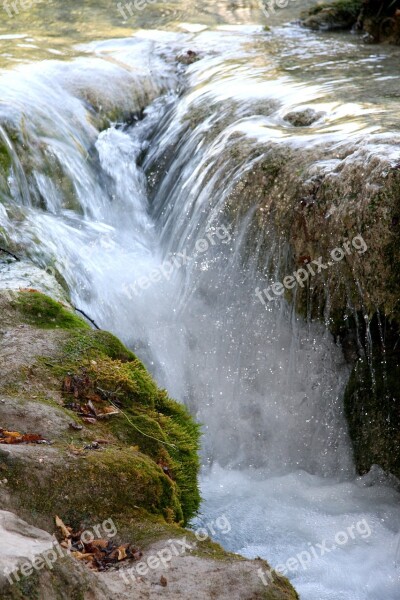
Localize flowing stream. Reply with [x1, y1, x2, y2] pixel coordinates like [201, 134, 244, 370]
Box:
[1, 1, 400, 598]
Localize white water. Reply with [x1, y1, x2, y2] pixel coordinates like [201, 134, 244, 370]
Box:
[0, 21, 400, 600]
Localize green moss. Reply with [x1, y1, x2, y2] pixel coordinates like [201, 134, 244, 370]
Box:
[0, 140, 12, 176]
[344, 355, 400, 478]
[307, 0, 362, 18]
[5, 445, 183, 528]
[14, 291, 89, 330]
[192, 538, 243, 562]
[3, 291, 201, 526]
[84, 356, 158, 408]
[261, 580, 299, 600]
[302, 0, 362, 29]
[2, 573, 40, 600]
[1, 556, 99, 600]
[61, 329, 137, 364]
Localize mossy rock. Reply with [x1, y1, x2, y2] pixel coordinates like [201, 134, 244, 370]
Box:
[302, 0, 400, 43]
[14, 292, 89, 330]
[301, 0, 362, 29]
[301, 0, 363, 30]
[211, 125, 400, 481]
[4, 446, 184, 528]
[2, 290, 201, 529]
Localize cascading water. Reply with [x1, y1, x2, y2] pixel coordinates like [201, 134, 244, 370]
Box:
[1, 11, 400, 600]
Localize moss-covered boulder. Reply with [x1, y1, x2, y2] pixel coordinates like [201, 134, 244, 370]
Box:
[301, 0, 363, 31]
[0, 289, 200, 529]
[302, 0, 400, 43]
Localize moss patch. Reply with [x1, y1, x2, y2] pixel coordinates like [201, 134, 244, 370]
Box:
[301, 0, 363, 30]
[4, 446, 184, 528]
[14, 292, 89, 330]
[3, 291, 201, 528]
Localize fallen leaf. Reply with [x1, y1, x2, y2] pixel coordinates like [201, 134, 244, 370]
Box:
[117, 546, 128, 561]
[97, 410, 119, 419]
[71, 551, 95, 561]
[102, 406, 120, 414]
[55, 515, 72, 539]
[85, 539, 109, 551]
[21, 434, 44, 443]
[132, 548, 143, 561]
[1, 430, 21, 438]
[0, 428, 46, 445]
[87, 400, 97, 417]
[56, 518, 142, 572]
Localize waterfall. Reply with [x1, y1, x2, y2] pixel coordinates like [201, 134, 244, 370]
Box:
[1, 25, 400, 600]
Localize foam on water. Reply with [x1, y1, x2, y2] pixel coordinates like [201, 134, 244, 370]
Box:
[197, 466, 400, 600]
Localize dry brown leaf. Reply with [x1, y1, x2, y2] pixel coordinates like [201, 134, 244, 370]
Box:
[2, 430, 21, 438]
[55, 515, 72, 539]
[86, 539, 109, 550]
[117, 546, 128, 561]
[21, 434, 44, 443]
[103, 406, 119, 414]
[71, 551, 94, 561]
[0, 429, 46, 445]
[97, 410, 119, 419]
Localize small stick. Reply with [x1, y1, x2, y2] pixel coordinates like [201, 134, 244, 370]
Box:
[73, 306, 100, 330]
[0, 247, 20, 261]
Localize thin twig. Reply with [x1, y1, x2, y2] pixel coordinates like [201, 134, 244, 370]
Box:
[0, 247, 20, 261]
[108, 399, 177, 450]
[72, 306, 100, 330]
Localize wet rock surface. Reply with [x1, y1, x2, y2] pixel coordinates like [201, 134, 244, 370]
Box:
[283, 108, 325, 127]
[302, 0, 400, 43]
